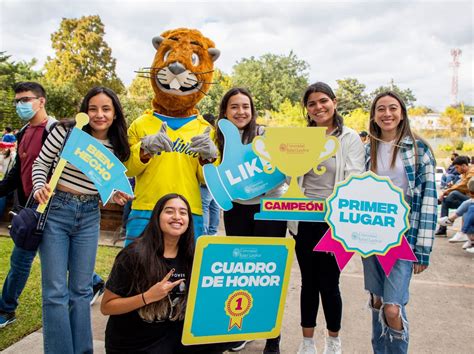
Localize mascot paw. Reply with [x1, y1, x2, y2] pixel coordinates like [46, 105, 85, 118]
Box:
[141, 122, 174, 155]
[189, 127, 218, 160]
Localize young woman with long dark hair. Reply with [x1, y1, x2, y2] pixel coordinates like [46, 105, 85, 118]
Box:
[101, 193, 232, 353]
[216, 87, 287, 353]
[294, 82, 365, 354]
[32, 86, 132, 354]
[363, 91, 437, 353]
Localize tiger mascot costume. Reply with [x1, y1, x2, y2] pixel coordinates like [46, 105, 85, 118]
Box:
[124, 28, 220, 244]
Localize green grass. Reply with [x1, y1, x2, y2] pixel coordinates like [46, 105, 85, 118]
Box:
[0, 236, 120, 351]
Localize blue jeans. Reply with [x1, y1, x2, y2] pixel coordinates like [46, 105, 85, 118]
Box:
[462, 204, 474, 234]
[363, 257, 413, 354]
[39, 191, 100, 354]
[125, 209, 204, 246]
[200, 185, 220, 235]
[441, 190, 469, 217]
[0, 246, 102, 315]
[440, 173, 460, 189]
[0, 246, 36, 313]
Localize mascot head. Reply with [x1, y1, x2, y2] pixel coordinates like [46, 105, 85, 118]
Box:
[150, 28, 220, 117]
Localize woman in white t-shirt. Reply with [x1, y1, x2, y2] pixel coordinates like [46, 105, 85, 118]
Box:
[363, 91, 437, 353]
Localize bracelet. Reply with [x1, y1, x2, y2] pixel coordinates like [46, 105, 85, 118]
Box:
[141, 292, 147, 305]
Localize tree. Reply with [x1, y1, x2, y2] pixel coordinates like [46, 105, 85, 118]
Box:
[197, 69, 233, 117]
[232, 52, 309, 113]
[408, 106, 433, 116]
[40, 81, 82, 119]
[370, 81, 417, 108]
[439, 106, 466, 137]
[335, 78, 369, 116]
[44, 15, 124, 97]
[0, 52, 42, 129]
[263, 99, 306, 127]
[344, 108, 370, 133]
[454, 103, 474, 115]
[120, 73, 154, 124]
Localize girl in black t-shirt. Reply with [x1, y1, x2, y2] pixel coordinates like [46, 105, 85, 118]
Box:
[101, 193, 232, 353]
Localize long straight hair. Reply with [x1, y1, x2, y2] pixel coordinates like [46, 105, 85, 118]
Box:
[80, 86, 130, 162]
[369, 91, 417, 171]
[216, 87, 258, 153]
[119, 193, 195, 321]
[302, 82, 343, 136]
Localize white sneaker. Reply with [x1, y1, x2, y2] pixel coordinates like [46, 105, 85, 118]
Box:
[229, 340, 251, 352]
[449, 232, 469, 243]
[462, 240, 472, 249]
[297, 339, 317, 354]
[466, 247, 474, 254]
[323, 336, 341, 354]
[438, 216, 454, 227]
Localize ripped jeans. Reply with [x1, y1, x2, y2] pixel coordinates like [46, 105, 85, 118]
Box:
[362, 257, 413, 354]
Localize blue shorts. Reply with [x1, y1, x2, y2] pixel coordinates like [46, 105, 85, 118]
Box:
[362, 257, 413, 305]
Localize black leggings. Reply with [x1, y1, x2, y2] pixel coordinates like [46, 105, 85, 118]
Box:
[294, 221, 342, 332]
[223, 202, 287, 237]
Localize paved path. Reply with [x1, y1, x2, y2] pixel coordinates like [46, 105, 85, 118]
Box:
[2, 220, 473, 353]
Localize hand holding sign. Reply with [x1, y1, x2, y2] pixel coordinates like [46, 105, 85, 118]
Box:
[203, 120, 285, 211]
[34, 183, 52, 205]
[141, 122, 173, 156]
[112, 191, 134, 206]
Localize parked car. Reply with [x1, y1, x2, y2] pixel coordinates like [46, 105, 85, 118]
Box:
[435, 166, 446, 187]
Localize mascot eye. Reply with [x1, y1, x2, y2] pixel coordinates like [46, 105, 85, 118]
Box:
[191, 53, 200, 66]
[163, 50, 171, 62]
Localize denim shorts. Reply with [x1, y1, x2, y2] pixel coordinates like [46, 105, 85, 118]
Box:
[362, 256, 413, 305]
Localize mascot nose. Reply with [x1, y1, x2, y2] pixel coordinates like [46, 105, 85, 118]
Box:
[169, 62, 186, 75]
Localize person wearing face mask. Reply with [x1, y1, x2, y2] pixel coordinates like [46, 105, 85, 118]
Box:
[0, 82, 58, 329]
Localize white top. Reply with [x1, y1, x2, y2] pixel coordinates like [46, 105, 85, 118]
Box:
[376, 141, 409, 197]
[302, 155, 337, 199]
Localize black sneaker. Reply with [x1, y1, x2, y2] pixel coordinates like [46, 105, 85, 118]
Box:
[435, 227, 447, 236]
[264, 336, 280, 353]
[90, 280, 105, 306]
[0, 311, 16, 328]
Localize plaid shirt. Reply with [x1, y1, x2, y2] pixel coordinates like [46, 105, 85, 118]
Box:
[366, 137, 437, 265]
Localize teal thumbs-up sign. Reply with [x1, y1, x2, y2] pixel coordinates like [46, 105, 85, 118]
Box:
[203, 119, 285, 211]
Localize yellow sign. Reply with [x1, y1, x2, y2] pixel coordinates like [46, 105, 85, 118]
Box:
[253, 127, 339, 199]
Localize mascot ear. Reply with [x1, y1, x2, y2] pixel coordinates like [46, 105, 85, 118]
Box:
[152, 36, 165, 50]
[208, 48, 220, 62]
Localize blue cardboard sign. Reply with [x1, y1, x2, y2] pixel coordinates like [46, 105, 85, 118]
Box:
[61, 128, 133, 203]
[182, 236, 295, 344]
[203, 119, 285, 211]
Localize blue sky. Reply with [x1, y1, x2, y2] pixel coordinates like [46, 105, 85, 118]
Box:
[1, 0, 472, 111]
